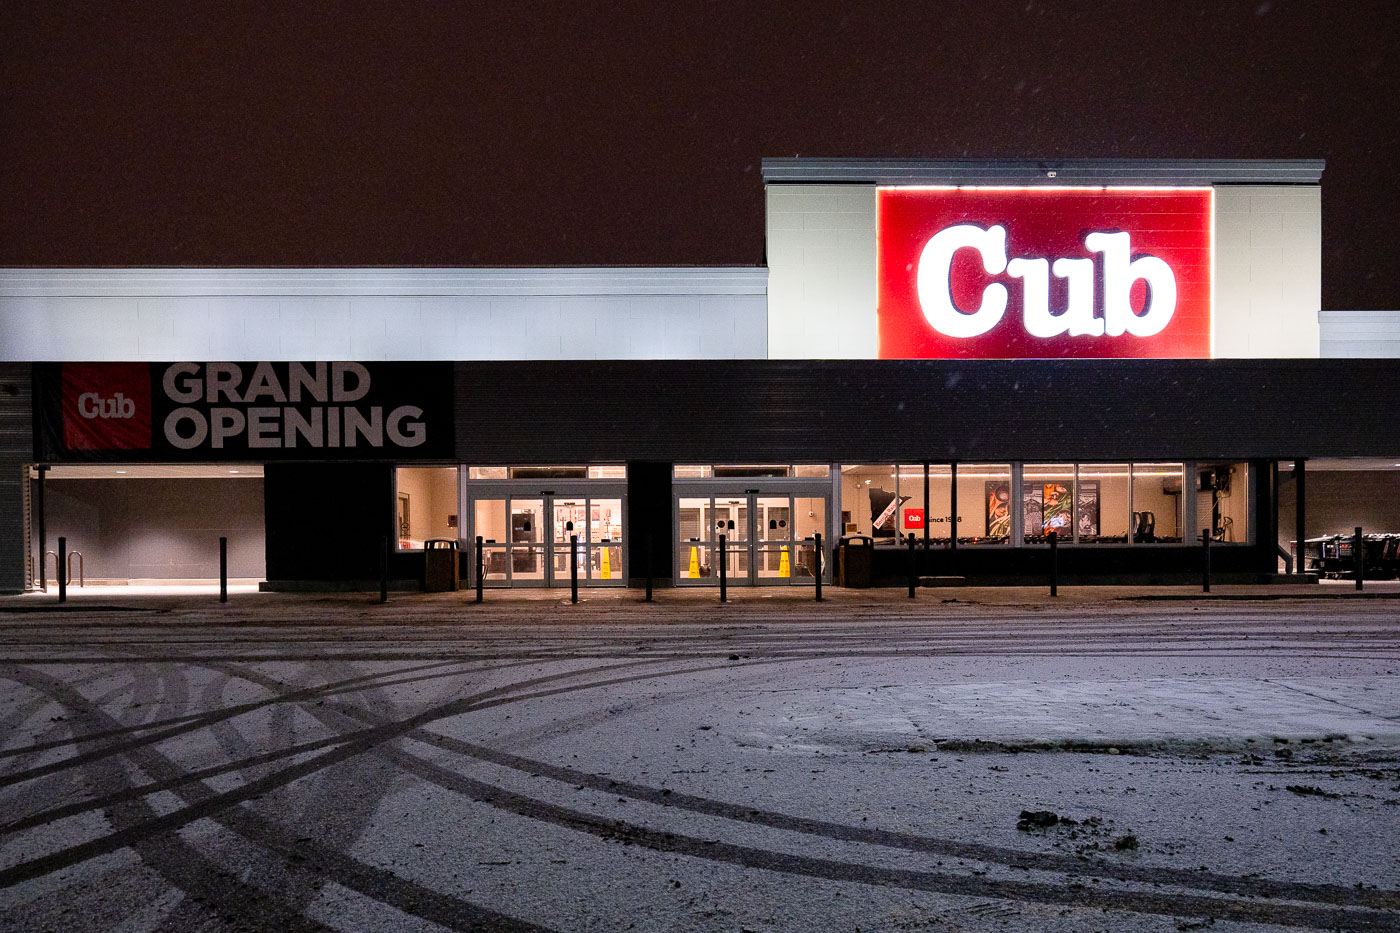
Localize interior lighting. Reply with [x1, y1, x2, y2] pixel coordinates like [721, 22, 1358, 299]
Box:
[893, 469, 1180, 479]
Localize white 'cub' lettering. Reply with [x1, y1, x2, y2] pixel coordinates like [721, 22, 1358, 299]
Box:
[916, 224, 1177, 340]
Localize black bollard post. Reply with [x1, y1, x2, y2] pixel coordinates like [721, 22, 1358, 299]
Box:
[570, 532, 579, 604]
[1355, 526, 1364, 591]
[718, 534, 727, 603]
[907, 532, 917, 598]
[645, 528, 653, 602]
[475, 535, 484, 603]
[814, 532, 823, 602]
[58, 536, 67, 604]
[379, 535, 389, 604]
[1048, 530, 1058, 597]
[219, 536, 228, 603]
[1201, 530, 1211, 593]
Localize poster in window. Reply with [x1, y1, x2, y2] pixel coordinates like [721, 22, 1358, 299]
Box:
[1018, 482, 1098, 540]
[985, 482, 1011, 538]
[1076, 482, 1101, 538]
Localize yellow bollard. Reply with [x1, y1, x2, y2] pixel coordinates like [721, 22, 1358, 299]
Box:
[600, 546, 612, 580]
[689, 546, 700, 579]
[778, 546, 791, 578]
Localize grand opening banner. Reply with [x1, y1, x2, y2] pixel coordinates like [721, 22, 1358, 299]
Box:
[35, 361, 454, 461]
[877, 187, 1213, 359]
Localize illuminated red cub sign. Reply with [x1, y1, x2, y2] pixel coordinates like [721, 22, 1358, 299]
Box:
[902, 508, 925, 529]
[877, 188, 1213, 359]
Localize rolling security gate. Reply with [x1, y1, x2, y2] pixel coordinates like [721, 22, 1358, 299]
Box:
[675, 486, 828, 586]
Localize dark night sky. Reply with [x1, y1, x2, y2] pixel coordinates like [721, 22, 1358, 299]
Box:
[2, 2, 1397, 309]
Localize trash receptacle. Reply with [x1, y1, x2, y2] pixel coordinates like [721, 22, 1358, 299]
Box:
[837, 535, 874, 588]
[424, 538, 459, 592]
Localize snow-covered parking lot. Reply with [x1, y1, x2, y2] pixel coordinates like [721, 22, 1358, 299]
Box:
[2, 591, 1398, 931]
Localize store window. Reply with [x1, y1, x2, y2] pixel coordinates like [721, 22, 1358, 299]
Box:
[395, 467, 460, 550]
[1022, 463, 1076, 544]
[468, 464, 626, 480]
[892, 464, 927, 539]
[1198, 462, 1249, 543]
[925, 464, 954, 544]
[838, 464, 953, 543]
[1072, 463, 1131, 544]
[839, 464, 900, 539]
[1131, 463, 1184, 543]
[508, 465, 588, 479]
[676, 464, 831, 479]
[713, 464, 791, 478]
[956, 464, 1013, 545]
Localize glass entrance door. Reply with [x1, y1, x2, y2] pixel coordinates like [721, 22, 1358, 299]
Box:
[469, 489, 625, 587]
[676, 492, 827, 586]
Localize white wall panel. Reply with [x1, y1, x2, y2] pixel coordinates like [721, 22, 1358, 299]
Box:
[0, 268, 767, 361]
[1213, 186, 1321, 358]
[1320, 311, 1400, 358]
[766, 185, 878, 358]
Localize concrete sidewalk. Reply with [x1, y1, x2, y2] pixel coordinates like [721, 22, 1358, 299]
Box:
[3, 578, 1399, 622]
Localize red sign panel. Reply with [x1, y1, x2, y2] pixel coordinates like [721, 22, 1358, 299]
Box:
[902, 508, 925, 529]
[61, 363, 153, 450]
[877, 188, 1212, 359]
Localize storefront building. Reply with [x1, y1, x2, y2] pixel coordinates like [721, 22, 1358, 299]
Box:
[1, 159, 1398, 593]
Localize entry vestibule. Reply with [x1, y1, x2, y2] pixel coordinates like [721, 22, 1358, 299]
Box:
[466, 478, 626, 587]
[673, 467, 832, 586]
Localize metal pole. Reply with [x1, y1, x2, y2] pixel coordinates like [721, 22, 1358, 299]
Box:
[814, 532, 823, 601]
[1049, 529, 1058, 597]
[475, 535, 484, 603]
[922, 461, 931, 552]
[219, 536, 228, 603]
[57, 536, 66, 603]
[570, 533, 579, 604]
[1201, 530, 1211, 593]
[949, 462, 958, 551]
[1355, 525, 1364, 591]
[1294, 459, 1306, 575]
[36, 466, 46, 592]
[907, 532, 917, 598]
[718, 534, 727, 603]
[379, 535, 388, 604]
[1271, 461, 1280, 573]
[644, 528, 653, 602]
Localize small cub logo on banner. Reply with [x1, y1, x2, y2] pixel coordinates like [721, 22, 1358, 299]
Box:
[62, 363, 152, 450]
[903, 508, 925, 529]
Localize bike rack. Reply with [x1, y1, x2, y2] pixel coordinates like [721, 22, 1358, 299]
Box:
[45, 549, 85, 586]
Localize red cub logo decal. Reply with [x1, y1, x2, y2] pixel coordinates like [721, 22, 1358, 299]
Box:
[62, 363, 152, 450]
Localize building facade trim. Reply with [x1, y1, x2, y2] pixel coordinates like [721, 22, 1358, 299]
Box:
[0, 267, 768, 299]
[761, 158, 1326, 186]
